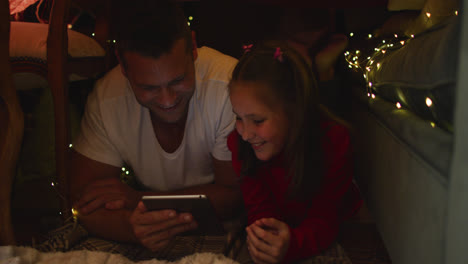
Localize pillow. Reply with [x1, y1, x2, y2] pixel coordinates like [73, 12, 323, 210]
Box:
[367, 16, 459, 132]
[10, 21, 105, 60]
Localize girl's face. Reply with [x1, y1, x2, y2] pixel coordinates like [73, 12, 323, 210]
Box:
[230, 81, 289, 161]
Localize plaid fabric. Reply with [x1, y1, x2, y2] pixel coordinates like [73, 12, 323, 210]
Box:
[35, 220, 352, 264]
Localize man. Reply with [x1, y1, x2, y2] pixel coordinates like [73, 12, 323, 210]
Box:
[69, 0, 243, 252]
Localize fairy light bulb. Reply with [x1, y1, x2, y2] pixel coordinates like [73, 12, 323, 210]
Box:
[396, 102, 402, 109]
[91, 33, 95, 37]
[126, 171, 130, 175]
[69, 144, 73, 148]
[72, 207, 78, 218]
[371, 94, 376, 99]
[426, 12, 431, 18]
[187, 22, 191, 26]
[426, 97, 433, 107]
[377, 63, 381, 69]
[382, 40, 386, 43]
[188, 16, 193, 21]
[394, 34, 398, 38]
[400, 41, 405, 45]
[430, 122, 436, 128]
[368, 34, 373, 39]
[367, 93, 371, 97]
[368, 82, 373, 88]
[67, 24, 73, 29]
[350, 32, 354, 37]
[51, 182, 55, 187]
[455, 11, 458, 16]
[122, 167, 126, 171]
[381, 50, 386, 54]
[411, 34, 415, 38]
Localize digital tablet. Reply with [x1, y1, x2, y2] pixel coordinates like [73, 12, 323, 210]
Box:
[141, 194, 226, 236]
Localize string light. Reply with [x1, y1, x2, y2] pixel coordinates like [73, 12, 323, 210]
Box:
[69, 144, 73, 148]
[426, 97, 433, 107]
[91, 33, 95, 37]
[188, 16, 194, 21]
[187, 22, 191, 26]
[430, 122, 436, 128]
[122, 167, 126, 171]
[67, 24, 73, 29]
[343, 9, 459, 130]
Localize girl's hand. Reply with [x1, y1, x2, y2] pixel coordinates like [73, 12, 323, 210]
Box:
[246, 218, 291, 264]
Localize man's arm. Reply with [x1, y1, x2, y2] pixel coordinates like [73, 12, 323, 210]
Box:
[71, 150, 243, 243]
[69, 150, 140, 242]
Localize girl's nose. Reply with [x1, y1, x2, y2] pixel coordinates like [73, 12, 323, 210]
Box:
[240, 126, 254, 141]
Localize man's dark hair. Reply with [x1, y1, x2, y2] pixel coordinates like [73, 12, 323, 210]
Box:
[114, 0, 192, 63]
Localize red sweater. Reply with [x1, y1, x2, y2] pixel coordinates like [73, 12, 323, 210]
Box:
[227, 121, 363, 263]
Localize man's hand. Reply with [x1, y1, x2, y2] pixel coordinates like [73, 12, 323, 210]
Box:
[246, 218, 291, 264]
[75, 177, 141, 215]
[130, 201, 198, 251]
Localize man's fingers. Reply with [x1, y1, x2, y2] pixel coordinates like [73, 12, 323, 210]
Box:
[105, 200, 126, 210]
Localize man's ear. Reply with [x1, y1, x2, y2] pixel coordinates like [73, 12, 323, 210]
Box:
[191, 31, 198, 60]
[115, 48, 128, 77]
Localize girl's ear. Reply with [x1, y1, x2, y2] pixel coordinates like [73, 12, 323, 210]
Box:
[191, 31, 198, 60]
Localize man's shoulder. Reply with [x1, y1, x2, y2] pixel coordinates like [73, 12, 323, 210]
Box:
[93, 64, 131, 101]
[195, 46, 238, 83]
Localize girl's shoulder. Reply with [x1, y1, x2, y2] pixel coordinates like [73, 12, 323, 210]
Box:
[227, 130, 239, 153]
[320, 119, 351, 157]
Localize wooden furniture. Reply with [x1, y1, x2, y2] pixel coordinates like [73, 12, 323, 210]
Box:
[0, 0, 24, 246]
[1, 0, 112, 244]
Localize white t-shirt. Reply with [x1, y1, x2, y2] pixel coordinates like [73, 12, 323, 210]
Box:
[73, 47, 238, 192]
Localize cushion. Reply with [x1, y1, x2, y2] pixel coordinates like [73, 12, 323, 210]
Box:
[367, 16, 459, 132]
[9, 21, 105, 60]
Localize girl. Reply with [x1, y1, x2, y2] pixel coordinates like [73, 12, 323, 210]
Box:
[227, 41, 363, 264]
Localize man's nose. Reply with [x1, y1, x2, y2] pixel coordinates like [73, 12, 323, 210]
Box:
[156, 86, 178, 107]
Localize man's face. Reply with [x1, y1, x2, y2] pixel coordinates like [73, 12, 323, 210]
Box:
[121, 38, 196, 125]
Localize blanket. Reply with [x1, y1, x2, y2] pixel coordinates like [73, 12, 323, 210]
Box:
[0, 246, 240, 264]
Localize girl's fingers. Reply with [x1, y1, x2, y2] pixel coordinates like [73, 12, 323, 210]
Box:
[249, 224, 276, 246]
[247, 238, 277, 264]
